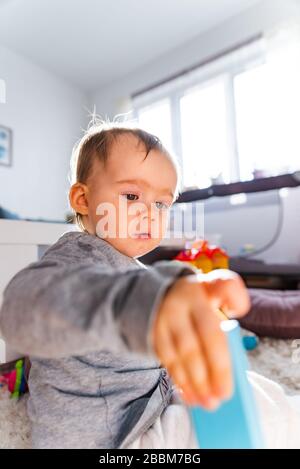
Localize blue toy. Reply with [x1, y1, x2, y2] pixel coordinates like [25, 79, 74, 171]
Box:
[190, 320, 264, 449]
[243, 332, 259, 351]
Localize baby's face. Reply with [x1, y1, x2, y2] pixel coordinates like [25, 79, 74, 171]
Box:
[79, 134, 178, 258]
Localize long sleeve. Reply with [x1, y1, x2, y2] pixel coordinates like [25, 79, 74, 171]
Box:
[0, 257, 196, 359]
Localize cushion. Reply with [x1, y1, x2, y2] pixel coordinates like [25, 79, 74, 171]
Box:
[240, 289, 300, 339]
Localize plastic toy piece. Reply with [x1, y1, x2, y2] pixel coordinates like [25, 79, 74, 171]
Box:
[0, 357, 28, 398]
[175, 239, 229, 273]
[175, 249, 194, 263]
[210, 246, 229, 270]
[11, 360, 23, 398]
[190, 320, 264, 449]
[243, 333, 259, 351]
[192, 250, 213, 273]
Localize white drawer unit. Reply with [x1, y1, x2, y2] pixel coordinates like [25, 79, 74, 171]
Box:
[0, 219, 76, 362]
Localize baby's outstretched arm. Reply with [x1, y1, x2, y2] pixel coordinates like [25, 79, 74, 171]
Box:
[0, 257, 197, 358]
[0, 255, 249, 411]
[151, 270, 250, 409]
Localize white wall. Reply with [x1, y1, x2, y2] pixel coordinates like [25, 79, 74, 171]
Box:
[89, 0, 300, 264]
[0, 44, 88, 221]
[204, 187, 300, 264]
[89, 0, 300, 118]
[1, 0, 299, 261]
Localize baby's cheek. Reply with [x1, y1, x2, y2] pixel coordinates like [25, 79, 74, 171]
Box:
[155, 211, 169, 238]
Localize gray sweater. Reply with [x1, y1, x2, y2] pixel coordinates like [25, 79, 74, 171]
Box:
[0, 231, 196, 448]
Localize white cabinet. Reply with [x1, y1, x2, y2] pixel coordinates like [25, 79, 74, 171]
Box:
[0, 219, 76, 362]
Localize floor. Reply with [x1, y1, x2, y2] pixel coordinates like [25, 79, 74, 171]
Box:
[0, 336, 299, 448]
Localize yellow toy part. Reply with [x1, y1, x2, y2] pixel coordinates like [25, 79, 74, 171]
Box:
[192, 252, 213, 273]
[210, 249, 229, 270]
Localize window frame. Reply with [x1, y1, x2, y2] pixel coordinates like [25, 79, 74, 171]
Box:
[132, 38, 266, 190]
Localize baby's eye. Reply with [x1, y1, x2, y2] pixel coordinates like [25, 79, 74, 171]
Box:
[155, 201, 169, 210]
[122, 193, 139, 201]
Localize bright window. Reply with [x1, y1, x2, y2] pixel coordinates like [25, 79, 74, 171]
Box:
[235, 59, 300, 181]
[180, 78, 230, 188]
[137, 98, 173, 152]
[133, 34, 300, 190]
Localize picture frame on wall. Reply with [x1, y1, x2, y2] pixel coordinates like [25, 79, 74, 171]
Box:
[0, 125, 12, 167]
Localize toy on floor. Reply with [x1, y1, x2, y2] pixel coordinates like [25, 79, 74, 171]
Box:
[189, 320, 264, 449]
[175, 239, 229, 273]
[242, 331, 259, 351]
[177, 241, 259, 353]
[0, 357, 29, 398]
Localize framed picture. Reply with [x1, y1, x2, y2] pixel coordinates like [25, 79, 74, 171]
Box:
[0, 125, 12, 167]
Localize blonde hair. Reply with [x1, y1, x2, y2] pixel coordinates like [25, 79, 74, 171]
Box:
[69, 117, 180, 231]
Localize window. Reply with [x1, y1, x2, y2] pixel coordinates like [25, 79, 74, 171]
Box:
[132, 32, 300, 190]
[180, 78, 230, 188]
[137, 99, 172, 151]
[234, 56, 300, 181]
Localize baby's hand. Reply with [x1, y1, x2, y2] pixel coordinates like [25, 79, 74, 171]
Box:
[151, 270, 250, 410]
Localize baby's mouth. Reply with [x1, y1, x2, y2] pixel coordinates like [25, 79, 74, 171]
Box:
[132, 232, 152, 239]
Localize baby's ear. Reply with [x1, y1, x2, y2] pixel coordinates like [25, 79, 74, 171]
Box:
[69, 183, 89, 215]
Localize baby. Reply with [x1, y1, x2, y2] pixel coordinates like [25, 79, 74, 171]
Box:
[0, 121, 263, 448]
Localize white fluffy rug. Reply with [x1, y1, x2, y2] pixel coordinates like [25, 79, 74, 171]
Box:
[1, 337, 299, 449]
[247, 337, 300, 395]
[0, 389, 31, 449]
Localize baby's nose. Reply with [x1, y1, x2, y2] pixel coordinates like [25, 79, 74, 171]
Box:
[140, 204, 157, 222]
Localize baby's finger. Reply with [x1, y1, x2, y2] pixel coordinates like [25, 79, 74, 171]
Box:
[184, 351, 220, 409]
[194, 309, 233, 400]
[153, 318, 177, 370]
[199, 270, 250, 318]
[170, 312, 214, 407]
[168, 362, 195, 405]
[153, 322, 198, 405]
